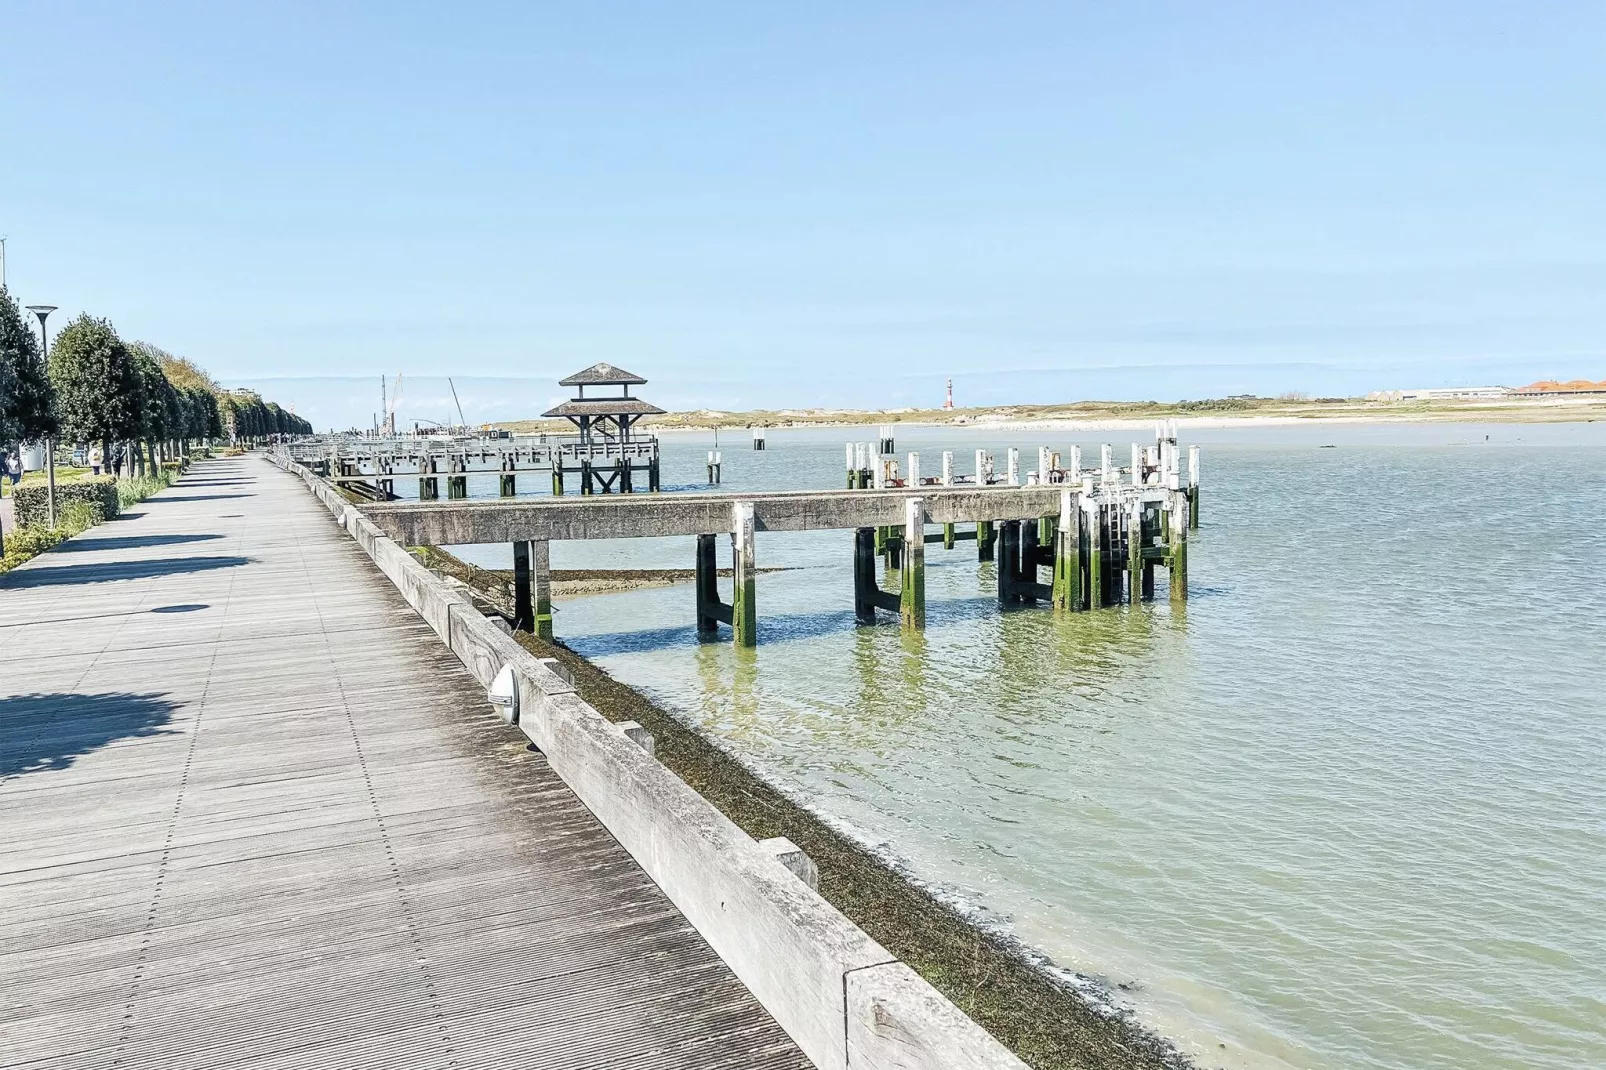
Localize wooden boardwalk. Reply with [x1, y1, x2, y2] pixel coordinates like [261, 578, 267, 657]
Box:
[0, 456, 809, 1070]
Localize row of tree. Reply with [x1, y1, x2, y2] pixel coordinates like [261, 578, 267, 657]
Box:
[0, 288, 311, 474]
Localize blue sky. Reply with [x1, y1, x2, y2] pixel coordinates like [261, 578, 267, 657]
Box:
[2, 2, 1601, 429]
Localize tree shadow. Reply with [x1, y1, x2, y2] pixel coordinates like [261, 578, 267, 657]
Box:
[0, 692, 179, 779]
[161, 493, 250, 502]
[0, 555, 251, 588]
[54, 533, 225, 553]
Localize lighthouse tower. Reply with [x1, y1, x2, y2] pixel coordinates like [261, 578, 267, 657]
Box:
[942, 377, 955, 410]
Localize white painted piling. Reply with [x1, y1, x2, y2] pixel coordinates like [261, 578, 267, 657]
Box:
[1006, 448, 1020, 486]
[907, 452, 920, 485]
[941, 451, 954, 487]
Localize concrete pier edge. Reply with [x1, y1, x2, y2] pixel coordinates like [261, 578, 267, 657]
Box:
[268, 450, 1028, 1070]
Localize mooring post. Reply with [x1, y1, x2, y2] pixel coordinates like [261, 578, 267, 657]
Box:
[1100, 444, 1113, 486]
[1068, 444, 1082, 483]
[853, 527, 877, 624]
[941, 451, 953, 487]
[1007, 447, 1020, 486]
[907, 452, 920, 486]
[513, 540, 533, 632]
[975, 449, 989, 485]
[731, 502, 757, 647]
[901, 497, 925, 629]
[499, 466, 516, 498]
[1052, 489, 1083, 611]
[695, 533, 720, 635]
[977, 520, 995, 561]
[845, 443, 856, 489]
[1188, 444, 1201, 528]
[447, 456, 468, 499]
[943, 522, 955, 549]
[1037, 445, 1052, 483]
[552, 463, 564, 496]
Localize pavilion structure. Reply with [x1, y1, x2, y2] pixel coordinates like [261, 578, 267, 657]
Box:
[543, 363, 664, 493]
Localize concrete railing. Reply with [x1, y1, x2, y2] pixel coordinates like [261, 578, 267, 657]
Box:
[269, 451, 1028, 1070]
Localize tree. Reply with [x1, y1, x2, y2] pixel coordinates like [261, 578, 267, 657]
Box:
[0, 287, 58, 446]
[48, 314, 143, 466]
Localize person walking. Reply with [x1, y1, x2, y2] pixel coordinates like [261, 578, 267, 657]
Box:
[89, 444, 103, 476]
[5, 451, 19, 490]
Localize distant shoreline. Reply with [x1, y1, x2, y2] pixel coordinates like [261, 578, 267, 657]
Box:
[493, 396, 1606, 436]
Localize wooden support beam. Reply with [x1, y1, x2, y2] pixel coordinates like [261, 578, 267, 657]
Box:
[732, 502, 757, 647]
[977, 520, 995, 561]
[500, 473, 516, 497]
[1086, 501, 1105, 608]
[901, 497, 925, 629]
[532, 538, 553, 640]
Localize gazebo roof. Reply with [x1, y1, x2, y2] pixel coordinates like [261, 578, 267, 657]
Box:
[542, 398, 666, 419]
[559, 362, 648, 387]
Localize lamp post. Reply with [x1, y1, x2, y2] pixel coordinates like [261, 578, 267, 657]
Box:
[26, 305, 57, 528]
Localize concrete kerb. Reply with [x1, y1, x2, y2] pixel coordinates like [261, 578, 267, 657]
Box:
[265, 450, 1029, 1070]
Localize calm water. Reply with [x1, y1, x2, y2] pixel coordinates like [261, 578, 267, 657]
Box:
[457, 423, 1606, 1070]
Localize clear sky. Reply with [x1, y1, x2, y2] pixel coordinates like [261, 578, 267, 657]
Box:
[2, 2, 1601, 428]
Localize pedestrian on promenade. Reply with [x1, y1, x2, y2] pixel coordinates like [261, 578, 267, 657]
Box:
[89, 444, 103, 475]
[5, 451, 19, 489]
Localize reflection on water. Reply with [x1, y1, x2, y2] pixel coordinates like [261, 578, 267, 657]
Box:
[465, 423, 1606, 1070]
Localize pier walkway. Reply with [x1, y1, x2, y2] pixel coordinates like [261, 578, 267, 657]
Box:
[0, 457, 808, 1070]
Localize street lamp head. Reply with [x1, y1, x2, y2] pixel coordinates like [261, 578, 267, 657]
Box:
[25, 304, 56, 315]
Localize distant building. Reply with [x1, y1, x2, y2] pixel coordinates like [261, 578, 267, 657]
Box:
[1396, 386, 1511, 401]
[543, 363, 665, 443]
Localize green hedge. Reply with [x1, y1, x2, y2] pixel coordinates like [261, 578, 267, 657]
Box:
[13, 476, 120, 529]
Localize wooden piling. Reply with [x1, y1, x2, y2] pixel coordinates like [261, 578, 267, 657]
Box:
[532, 538, 553, 640]
[977, 520, 995, 561]
[512, 540, 533, 632]
[732, 502, 757, 647]
[500, 472, 516, 497]
[943, 522, 955, 549]
[695, 533, 720, 635]
[1052, 489, 1083, 611]
[1169, 489, 1189, 602]
[1018, 517, 1040, 604]
[997, 520, 1020, 604]
[1086, 500, 1105, 607]
[1128, 499, 1143, 605]
[900, 497, 925, 629]
[853, 527, 877, 624]
[1188, 444, 1201, 528]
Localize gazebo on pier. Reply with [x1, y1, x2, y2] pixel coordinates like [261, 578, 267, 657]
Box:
[543, 363, 664, 493]
[544, 363, 664, 444]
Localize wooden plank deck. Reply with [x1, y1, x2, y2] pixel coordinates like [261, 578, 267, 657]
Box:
[0, 455, 810, 1070]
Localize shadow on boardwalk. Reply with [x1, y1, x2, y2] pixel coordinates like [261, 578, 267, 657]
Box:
[0, 555, 250, 588]
[54, 533, 225, 553]
[0, 692, 178, 779]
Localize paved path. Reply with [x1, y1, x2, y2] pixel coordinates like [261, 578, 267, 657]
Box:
[1, 456, 808, 1070]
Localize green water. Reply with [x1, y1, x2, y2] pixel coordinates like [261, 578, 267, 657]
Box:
[460, 422, 1606, 1070]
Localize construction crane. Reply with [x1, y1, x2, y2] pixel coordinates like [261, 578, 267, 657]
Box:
[385, 372, 403, 435]
[448, 377, 467, 431]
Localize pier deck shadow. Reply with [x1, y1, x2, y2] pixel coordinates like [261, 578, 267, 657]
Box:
[0, 456, 807, 1070]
